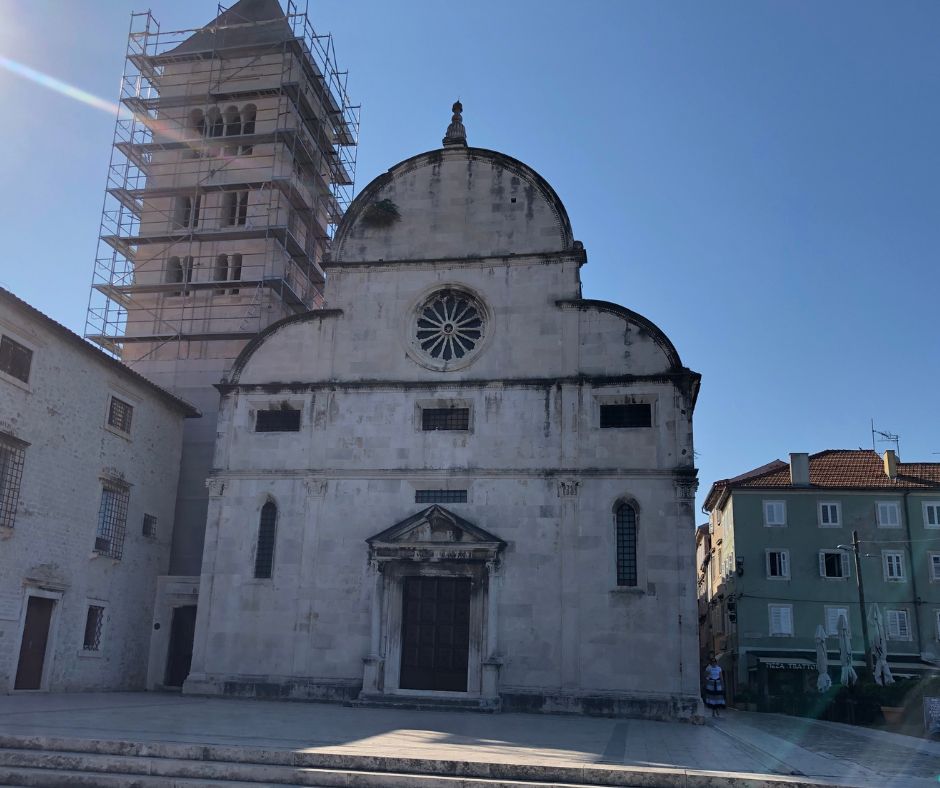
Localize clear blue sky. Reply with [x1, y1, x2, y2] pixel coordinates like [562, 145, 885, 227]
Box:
[1, 1, 938, 516]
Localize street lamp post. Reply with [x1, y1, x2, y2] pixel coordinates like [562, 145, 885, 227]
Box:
[838, 530, 874, 676]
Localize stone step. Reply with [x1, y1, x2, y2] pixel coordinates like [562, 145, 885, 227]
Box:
[353, 693, 499, 713]
[0, 735, 850, 788]
[0, 750, 601, 788]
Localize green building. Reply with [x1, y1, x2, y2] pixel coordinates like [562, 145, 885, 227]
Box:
[698, 450, 940, 707]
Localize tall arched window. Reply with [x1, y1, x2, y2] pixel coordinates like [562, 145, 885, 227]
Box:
[177, 196, 192, 228]
[240, 104, 256, 155]
[165, 256, 183, 296]
[206, 107, 223, 156]
[224, 105, 241, 156]
[188, 109, 206, 158]
[229, 253, 242, 295]
[254, 500, 277, 579]
[615, 503, 638, 587]
[214, 254, 229, 283]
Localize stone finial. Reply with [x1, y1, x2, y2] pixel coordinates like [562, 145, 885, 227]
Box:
[443, 100, 467, 147]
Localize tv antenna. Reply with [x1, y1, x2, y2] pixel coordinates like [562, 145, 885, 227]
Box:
[871, 419, 900, 456]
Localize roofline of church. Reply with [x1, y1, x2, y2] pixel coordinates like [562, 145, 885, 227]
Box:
[331, 146, 576, 261]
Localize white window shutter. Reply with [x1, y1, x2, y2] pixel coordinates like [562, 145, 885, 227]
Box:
[841, 552, 850, 578]
[770, 606, 782, 634]
[898, 612, 910, 640]
[781, 606, 793, 635]
[781, 552, 789, 578]
[826, 608, 837, 635]
[819, 552, 827, 577]
[887, 610, 899, 638]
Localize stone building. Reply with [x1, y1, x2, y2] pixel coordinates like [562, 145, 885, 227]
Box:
[182, 106, 703, 719]
[0, 288, 196, 692]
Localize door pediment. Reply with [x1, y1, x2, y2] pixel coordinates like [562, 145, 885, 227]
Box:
[367, 505, 505, 563]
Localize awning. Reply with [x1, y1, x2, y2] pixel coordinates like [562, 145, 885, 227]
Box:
[756, 657, 816, 670]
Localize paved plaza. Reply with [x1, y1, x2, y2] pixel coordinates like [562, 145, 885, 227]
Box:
[0, 692, 937, 786]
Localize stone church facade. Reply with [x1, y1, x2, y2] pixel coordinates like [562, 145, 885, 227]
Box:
[184, 107, 703, 719]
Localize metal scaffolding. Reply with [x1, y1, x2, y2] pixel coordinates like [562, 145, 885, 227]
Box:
[84, 1, 359, 360]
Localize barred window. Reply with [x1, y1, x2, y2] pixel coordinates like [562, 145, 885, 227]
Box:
[0, 335, 32, 383]
[254, 501, 277, 579]
[415, 489, 468, 504]
[616, 503, 638, 587]
[94, 482, 129, 560]
[600, 404, 651, 428]
[83, 605, 104, 651]
[421, 407, 470, 431]
[142, 513, 157, 538]
[255, 407, 301, 432]
[0, 434, 26, 529]
[107, 396, 134, 433]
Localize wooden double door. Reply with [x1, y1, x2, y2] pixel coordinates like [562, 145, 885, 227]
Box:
[399, 576, 471, 692]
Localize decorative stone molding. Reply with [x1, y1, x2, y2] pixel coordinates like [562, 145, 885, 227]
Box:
[304, 477, 328, 497]
[557, 480, 580, 497]
[674, 477, 698, 500]
[205, 478, 225, 498]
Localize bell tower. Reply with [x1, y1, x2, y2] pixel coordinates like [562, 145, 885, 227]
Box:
[84, 0, 359, 572]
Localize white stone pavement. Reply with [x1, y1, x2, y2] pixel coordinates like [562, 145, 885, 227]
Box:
[0, 693, 937, 787]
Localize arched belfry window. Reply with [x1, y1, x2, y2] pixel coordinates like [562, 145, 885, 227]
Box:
[615, 502, 638, 587]
[254, 500, 277, 579]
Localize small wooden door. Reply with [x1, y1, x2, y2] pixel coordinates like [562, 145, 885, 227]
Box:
[14, 596, 55, 690]
[400, 576, 470, 692]
[164, 605, 197, 687]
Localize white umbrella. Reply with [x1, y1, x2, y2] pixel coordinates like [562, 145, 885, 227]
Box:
[838, 614, 857, 686]
[815, 624, 832, 692]
[868, 604, 894, 686]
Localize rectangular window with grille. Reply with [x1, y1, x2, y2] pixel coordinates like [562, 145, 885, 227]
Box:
[142, 513, 157, 538]
[255, 407, 301, 432]
[600, 403, 651, 428]
[422, 407, 470, 431]
[0, 433, 26, 529]
[0, 335, 32, 383]
[83, 605, 104, 651]
[94, 482, 129, 560]
[415, 489, 468, 504]
[107, 396, 133, 433]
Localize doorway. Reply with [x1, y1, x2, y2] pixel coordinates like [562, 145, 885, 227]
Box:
[14, 596, 55, 690]
[400, 576, 470, 692]
[164, 605, 197, 687]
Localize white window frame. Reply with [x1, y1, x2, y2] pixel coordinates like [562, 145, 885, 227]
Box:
[929, 552, 940, 582]
[818, 501, 841, 528]
[882, 550, 906, 582]
[765, 549, 790, 580]
[768, 604, 793, 637]
[885, 609, 912, 641]
[763, 500, 787, 527]
[923, 501, 940, 529]
[935, 609, 940, 641]
[876, 500, 901, 528]
[825, 606, 850, 637]
[818, 550, 851, 580]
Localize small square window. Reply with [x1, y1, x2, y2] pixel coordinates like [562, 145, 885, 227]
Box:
[924, 502, 940, 529]
[421, 407, 470, 431]
[766, 549, 789, 579]
[763, 500, 786, 527]
[886, 609, 911, 641]
[819, 550, 850, 579]
[0, 335, 33, 383]
[142, 513, 157, 538]
[255, 407, 301, 432]
[876, 501, 901, 528]
[600, 404, 652, 428]
[83, 605, 104, 651]
[107, 396, 134, 433]
[769, 604, 793, 636]
[825, 606, 850, 637]
[415, 489, 468, 504]
[818, 502, 841, 527]
[883, 550, 905, 582]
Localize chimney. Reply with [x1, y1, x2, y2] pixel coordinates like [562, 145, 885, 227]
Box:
[883, 449, 898, 480]
[789, 453, 810, 486]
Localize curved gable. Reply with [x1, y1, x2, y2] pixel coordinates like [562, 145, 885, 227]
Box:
[557, 299, 685, 375]
[331, 147, 574, 263]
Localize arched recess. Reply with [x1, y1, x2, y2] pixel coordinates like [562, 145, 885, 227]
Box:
[613, 498, 640, 588]
[223, 105, 241, 156]
[240, 104, 256, 155]
[254, 499, 278, 579]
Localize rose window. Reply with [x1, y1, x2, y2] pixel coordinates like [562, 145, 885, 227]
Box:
[415, 290, 485, 362]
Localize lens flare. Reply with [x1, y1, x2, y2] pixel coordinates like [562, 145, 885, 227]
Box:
[0, 55, 118, 114]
